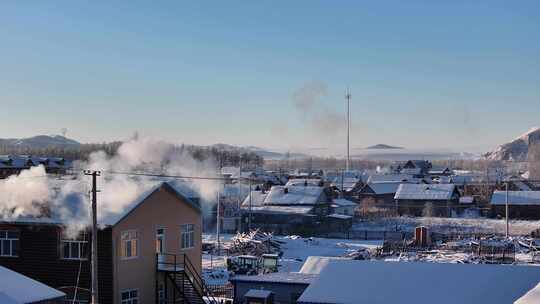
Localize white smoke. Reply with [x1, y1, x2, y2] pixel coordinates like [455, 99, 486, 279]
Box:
[292, 81, 346, 136]
[0, 137, 221, 237]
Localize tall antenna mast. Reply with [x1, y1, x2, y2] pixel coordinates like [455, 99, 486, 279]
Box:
[346, 88, 351, 171]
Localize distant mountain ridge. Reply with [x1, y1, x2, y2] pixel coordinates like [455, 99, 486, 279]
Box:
[484, 127, 540, 161]
[366, 144, 404, 150]
[0, 135, 81, 149]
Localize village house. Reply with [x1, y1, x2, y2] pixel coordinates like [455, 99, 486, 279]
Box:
[402, 160, 432, 175]
[490, 191, 540, 220]
[394, 183, 460, 217]
[0, 155, 71, 178]
[0, 181, 212, 304]
[358, 181, 402, 206]
[240, 181, 351, 235]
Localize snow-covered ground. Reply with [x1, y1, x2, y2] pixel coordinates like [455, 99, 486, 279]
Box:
[353, 217, 540, 236]
[202, 234, 383, 284]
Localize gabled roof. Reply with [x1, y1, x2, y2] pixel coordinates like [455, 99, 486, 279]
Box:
[361, 182, 402, 195]
[0, 266, 65, 303]
[264, 185, 324, 206]
[490, 191, 540, 206]
[102, 181, 201, 226]
[298, 260, 540, 304]
[299, 256, 348, 275]
[241, 190, 268, 207]
[394, 184, 457, 201]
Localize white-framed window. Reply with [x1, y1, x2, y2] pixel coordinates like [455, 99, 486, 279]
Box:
[121, 289, 138, 304]
[121, 230, 138, 259]
[61, 239, 88, 260]
[156, 228, 165, 254]
[181, 224, 194, 249]
[0, 230, 20, 257]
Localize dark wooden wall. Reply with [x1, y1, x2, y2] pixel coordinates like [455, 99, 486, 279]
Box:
[0, 223, 113, 304]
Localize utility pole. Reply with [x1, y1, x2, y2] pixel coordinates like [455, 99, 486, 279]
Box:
[248, 178, 252, 231]
[84, 170, 101, 304]
[216, 187, 221, 255]
[346, 88, 351, 171]
[505, 181, 509, 239]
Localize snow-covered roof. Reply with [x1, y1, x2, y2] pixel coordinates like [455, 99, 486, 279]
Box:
[0, 155, 70, 169]
[394, 184, 457, 201]
[264, 185, 324, 206]
[362, 181, 402, 195]
[327, 213, 353, 220]
[516, 283, 540, 304]
[232, 272, 317, 285]
[299, 256, 348, 275]
[490, 191, 540, 206]
[332, 198, 357, 207]
[367, 173, 415, 183]
[298, 261, 540, 304]
[286, 179, 322, 187]
[245, 205, 314, 215]
[241, 191, 268, 207]
[0, 266, 65, 303]
[459, 196, 474, 204]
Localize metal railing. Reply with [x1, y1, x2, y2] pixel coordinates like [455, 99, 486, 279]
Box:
[156, 253, 219, 304]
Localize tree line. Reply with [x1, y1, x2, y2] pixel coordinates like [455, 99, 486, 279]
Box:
[0, 142, 264, 169]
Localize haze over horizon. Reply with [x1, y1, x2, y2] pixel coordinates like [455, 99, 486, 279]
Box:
[1, 1, 539, 154]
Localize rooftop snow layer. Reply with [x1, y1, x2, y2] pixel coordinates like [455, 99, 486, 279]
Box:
[515, 283, 540, 304]
[232, 272, 317, 285]
[298, 260, 540, 304]
[299, 256, 348, 274]
[0, 265, 65, 303]
[264, 185, 324, 205]
[491, 191, 540, 205]
[395, 183, 456, 201]
[332, 198, 357, 207]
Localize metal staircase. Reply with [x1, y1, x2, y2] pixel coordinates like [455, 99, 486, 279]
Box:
[157, 253, 219, 304]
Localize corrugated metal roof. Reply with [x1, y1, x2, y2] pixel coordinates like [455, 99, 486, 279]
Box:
[490, 191, 540, 205]
[394, 184, 456, 201]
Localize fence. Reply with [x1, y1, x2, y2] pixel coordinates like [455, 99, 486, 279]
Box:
[207, 283, 234, 299]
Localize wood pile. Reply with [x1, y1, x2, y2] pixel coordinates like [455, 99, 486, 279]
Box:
[228, 229, 284, 256]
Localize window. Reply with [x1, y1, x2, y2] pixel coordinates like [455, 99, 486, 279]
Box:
[121, 289, 138, 304]
[121, 231, 138, 259]
[156, 228, 165, 254]
[181, 224, 194, 249]
[61, 239, 88, 260]
[0, 230, 20, 257]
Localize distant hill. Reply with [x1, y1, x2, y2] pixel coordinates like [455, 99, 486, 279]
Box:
[0, 135, 81, 149]
[366, 144, 404, 150]
[484, 127, 540, 161]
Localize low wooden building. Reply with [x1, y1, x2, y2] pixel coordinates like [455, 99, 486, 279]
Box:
[490, 191, 540, 220]
[394, 184, 460, 217]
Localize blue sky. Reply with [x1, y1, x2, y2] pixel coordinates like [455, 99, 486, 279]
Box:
[1, 1, 538, 154]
